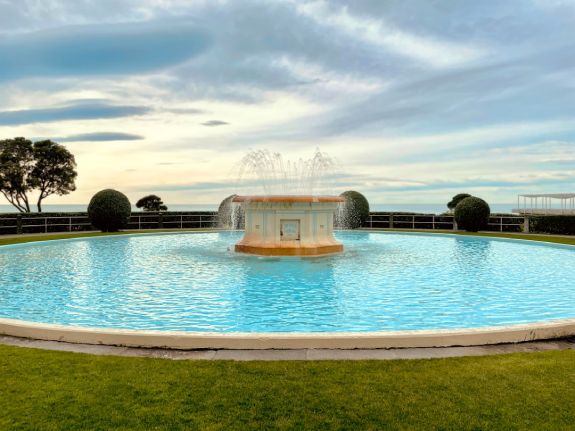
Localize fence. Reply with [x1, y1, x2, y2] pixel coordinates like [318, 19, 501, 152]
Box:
[363, 213, 526, 233]
[0, 211, 526, 236]
[0, 212, 218, 235]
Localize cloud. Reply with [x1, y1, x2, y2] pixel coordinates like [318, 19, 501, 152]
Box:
[167, 107, 206, 114]
[0, 20, 211, 81]
[0, 101, 150, 125]
[57, 132, 145, 142]
[131, 181, 233, 193]
[295, 1, 485, 68]
[1, 1, 575, 205]
[201, 120, 229, 127]
[362, 173, 575, 194]
[540, 159, 575, 168]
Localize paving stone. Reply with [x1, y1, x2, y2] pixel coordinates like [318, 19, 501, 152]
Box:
[213, 349, 307, 361]
[306, 349, 400, 360]
[1, 335, 574, 361]
[121, 348, 217, 360]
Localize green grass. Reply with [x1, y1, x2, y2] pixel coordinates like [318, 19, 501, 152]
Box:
[451, 231, 575, 246]
[0, 228, 216, 247]
[1, 229, 574, 429]
[363, 229, 575, 246]
[0, 345, 573, 430]
[1, 228, 574, 248]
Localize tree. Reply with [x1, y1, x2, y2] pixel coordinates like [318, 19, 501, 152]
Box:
[136, 194, 168, 212]
[30, 140, 77, 212]
[0, 137, 77, 213]
[0, 138, 34, 212]
[447, 193, 472, 212]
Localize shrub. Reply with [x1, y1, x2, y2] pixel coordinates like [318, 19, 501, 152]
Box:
[454, 197, 491, 232]
[447, 193, 472, 211]
[339, 191, 370, 229]
[529, 216, 575, 235]
[88, 189, 131, 232]
[217, 194, 244, 229]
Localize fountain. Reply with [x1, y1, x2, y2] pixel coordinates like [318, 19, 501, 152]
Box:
[233, 195, 343, 256]
[2, 150, 575, 350]
[230, 149, 344, 256]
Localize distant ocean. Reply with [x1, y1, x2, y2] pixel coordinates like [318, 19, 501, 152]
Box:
[0, 203, 517, 214]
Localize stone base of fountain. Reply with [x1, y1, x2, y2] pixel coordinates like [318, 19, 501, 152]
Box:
[232, 195, 344, 256]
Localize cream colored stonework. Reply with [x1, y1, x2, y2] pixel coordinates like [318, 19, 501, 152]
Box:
[1, 317, 574, 350]
[233, 196, 343, 256]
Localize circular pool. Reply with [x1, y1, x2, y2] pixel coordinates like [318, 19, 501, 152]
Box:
[1, 231, 574, 338]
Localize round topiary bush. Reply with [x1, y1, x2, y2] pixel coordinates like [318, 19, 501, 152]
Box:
[454, 196, 491, 232]
[447, 193, 472, 212]
[217, 194, 244, 229]
[339, 190, 370, 229]
[88, 189, 131, 232]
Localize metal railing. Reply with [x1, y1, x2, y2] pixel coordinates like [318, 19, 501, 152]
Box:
[363, 213, 525, 233]
[0, 212, 218, 235]
[0, 211, 527, 236]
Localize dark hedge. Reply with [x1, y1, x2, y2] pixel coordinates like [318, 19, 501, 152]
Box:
[0, 212, 87, 218]
[217, 194, 244, 229]
[340, 190, 370, 229]
[88, 189, 131, 232]
[447, 193, 472, 211]
[529, 215, 575, 235]
[454, 197, 491, 232]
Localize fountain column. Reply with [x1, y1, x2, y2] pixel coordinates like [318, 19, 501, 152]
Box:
[232, 195, 344, 256]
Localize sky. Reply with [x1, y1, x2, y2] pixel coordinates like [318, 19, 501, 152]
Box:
[0, 0, 574, 206]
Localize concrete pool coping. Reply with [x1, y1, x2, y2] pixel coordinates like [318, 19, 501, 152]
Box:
[1, 317, 575, 350]
[1, 229, 574, 352]
[1, 334, 574, 360]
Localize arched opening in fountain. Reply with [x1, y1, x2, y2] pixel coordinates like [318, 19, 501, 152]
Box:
[229, 149, 344, 256]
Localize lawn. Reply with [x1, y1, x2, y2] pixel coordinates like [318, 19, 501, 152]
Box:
[1, 229, 575, 248]
[364, 229, 575, 247]
[0, 228, 214, 247]
[1, 230, 574, 430]
[0, 345, 573, 430]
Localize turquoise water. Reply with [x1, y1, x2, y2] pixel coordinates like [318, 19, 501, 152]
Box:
[0, 232, 573, 332]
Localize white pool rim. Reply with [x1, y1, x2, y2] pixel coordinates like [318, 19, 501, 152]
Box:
[2, 230, 574, 349]
[1, 317, 574, 350]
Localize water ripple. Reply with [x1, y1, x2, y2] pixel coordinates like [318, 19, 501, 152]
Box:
[0, 232, 573, 332]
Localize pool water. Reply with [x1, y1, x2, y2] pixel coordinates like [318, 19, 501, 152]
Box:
[0, 232, 573, 333]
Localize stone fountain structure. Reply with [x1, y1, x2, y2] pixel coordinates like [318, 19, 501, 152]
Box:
[225, 150, 344, 256]
[233, 195, 343, 256]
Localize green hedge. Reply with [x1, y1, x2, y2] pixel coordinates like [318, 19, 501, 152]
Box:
[447, 193, 472, 211]
[339, 191, 370, 229]
[529, 216, 575, 235]
[454, 197, 491, 232]
[0, 212, 87, 218]
[88, 189, 131, 232]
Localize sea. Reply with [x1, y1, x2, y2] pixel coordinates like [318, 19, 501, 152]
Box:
[0, 203, 518, 214]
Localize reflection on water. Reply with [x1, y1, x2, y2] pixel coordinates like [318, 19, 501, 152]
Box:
[235, 256, 339, 331]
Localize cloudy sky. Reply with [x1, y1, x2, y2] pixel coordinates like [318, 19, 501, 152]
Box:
[1, 0, 574, 206]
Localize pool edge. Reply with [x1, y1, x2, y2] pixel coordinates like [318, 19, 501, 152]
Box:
[1, 317, 574, 350]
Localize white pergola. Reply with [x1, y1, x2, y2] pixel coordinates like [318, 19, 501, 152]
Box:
[514, 193, 575, 215]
